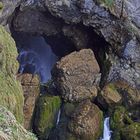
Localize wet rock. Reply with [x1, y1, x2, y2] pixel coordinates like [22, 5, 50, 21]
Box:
[33, 94, 61, 140]
[0, 0, 21, 25]
[0, 25, 24, 123]
[17, 74, 40, 129]
[52, 49, 101, 102]
[0, 105, 37, 140]
[68, 100, 103, 140]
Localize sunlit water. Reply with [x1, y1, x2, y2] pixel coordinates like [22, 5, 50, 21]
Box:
[56, 109, 61, 125]
[101, 117, 112, 140]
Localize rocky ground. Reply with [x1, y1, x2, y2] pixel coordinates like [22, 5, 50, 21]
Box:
[0, 0, 140, 140]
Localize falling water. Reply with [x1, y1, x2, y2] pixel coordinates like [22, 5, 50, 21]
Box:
[16, 35, 57, 83]
[56, 109, 61, 125]
[101, 117, 112, 140]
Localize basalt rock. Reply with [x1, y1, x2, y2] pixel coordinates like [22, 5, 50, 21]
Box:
[52, 49, 101, 102]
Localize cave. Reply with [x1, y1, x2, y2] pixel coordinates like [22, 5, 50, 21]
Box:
[9, 5, 111, 140]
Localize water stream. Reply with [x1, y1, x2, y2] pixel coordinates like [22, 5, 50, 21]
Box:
[56, 109, 61, 125]
[101, 117, 112, 140]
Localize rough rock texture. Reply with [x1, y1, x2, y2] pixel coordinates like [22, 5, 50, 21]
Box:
[13, 9, 62, 36]
[18, 74, 40, 129]
[33, 94, 61, 140]
[0, 25, 24, 123]
[0, 0, 21, 25]
[0, 105, 37, 140]
[68, 100, 103, 140]
[52, 49, 100, 102]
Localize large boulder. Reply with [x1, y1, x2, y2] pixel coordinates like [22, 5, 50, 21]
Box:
[52, 49, 101, 102]
[68, 100, 103, 140]
[0, 25, 24, 123]
[0, 105, 37, 140]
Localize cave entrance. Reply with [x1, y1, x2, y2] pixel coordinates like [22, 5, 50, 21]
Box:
[12, 32, 58, 84]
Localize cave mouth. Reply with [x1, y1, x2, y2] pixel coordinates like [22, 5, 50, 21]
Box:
[11, 31, 60, 84]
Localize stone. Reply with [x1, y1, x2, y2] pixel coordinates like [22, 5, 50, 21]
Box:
[33, 94, 61, 139]
[52, 49, 100, 102]
[0, 25, 24, 123]
[68, 100, 103, 140]
[101, 83, 122, 105]
[0, 105, 37, 140]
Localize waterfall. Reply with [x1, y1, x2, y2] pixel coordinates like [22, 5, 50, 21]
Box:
[101, 117, 112, 140]
[16, 35, 57, 83]
[56, 109, 61, 125]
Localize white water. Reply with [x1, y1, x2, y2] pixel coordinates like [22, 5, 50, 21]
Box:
[101, 117, 112, 140]
[56, 109, 61, 125]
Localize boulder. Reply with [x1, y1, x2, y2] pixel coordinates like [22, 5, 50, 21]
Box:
[52, 49, 100, 102]
[33, 94, 61, 139]
[0, 105, 37, 140]
[0, 25, 24, 123]
[68, 100, 103, 140]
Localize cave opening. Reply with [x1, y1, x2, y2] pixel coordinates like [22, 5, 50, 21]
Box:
[11, 31, 58, 84]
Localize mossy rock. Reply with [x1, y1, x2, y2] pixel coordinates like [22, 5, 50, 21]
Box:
[110, 106, 134, 140]
[0, 2, 3, 10]
[0, 25, 24, 123]
[0, 105, 37, 140]
[33, 94, 61, 139]
[121, 123, 140, 140]
[97, 0, 114, 8]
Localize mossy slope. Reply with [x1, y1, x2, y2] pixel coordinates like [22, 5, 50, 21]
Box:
[0, 25, 24, 123]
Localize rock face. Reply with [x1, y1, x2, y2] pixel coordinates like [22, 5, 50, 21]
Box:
[0, 25, 24, 123]
[52, 49, 100, 102]
[0, 105, 37, 140]
[0, 0, 21, 25]
[69, 100, 103, 140]
[18, 74, 40, 129]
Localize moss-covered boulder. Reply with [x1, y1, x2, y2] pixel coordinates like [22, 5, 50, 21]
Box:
[0, 105, 37, 140]
[121, 122, 140, 140]
[110, 106, 133, 140]
[33, 94, 61, 139]
[0, 25, 24, 123]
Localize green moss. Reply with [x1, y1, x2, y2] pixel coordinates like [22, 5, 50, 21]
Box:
[121, 123, 140, 140]
[0, 106, 37, 140]
[33, 94, 61, 139]
[110, 106, 134, 140]
[0, 26, 24, 123]
[98, 0, 114, 8]
[0, 2, 3, 10]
